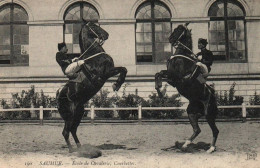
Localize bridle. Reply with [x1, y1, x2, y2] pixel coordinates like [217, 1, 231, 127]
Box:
[173, 25, 196, 59]
[78, 22, 105, 59]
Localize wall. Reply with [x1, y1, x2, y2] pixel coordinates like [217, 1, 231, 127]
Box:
[0, 0, 260, 105]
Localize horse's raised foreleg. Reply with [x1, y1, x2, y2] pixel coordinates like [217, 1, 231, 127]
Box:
[62, 120, 74, 153]
[183, 113, 201, 148]
[206, 116, 219, 153]
[155, 70, 168, 97]
[106, 67, 127, 91]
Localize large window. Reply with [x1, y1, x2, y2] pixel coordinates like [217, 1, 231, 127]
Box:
[208, 0, 246, 62]
[0, 3, 29, 66]
[135, 1, 172, 64]
[64, 2, 99, 56]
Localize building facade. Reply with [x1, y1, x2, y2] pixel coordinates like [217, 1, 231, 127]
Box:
[0, 0, 260, 103]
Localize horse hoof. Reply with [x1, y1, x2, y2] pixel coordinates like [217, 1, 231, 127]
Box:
[206, 146, 216, 153]
[112, 83, 120, 91]
[69, 148, 77, 153]
[77, 143, 82, 148]
[182, 140, 191, 148]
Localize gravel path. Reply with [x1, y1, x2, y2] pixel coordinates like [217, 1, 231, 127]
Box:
[0, 122, 259, 168]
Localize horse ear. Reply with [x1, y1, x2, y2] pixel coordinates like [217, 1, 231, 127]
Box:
[185, 22, 190, 27]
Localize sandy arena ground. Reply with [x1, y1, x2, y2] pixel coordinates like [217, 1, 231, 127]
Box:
[0, 122, 259, 168]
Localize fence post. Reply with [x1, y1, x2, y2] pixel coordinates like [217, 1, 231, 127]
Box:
[138, 104, 142, 124]
[242, 103, 246, 122]
[91, 105, 95, 124]
[40, 106, 43, 125]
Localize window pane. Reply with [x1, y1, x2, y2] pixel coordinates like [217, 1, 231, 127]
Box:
[65, 24, 73, 34]
[83, 4, 99, 20]
[155, 32, 163, 41]
[136, 2, 151, 19]
[65, 34, 73, 43]
[137, 55, 152, 62]
[13, 5, 28, 21]
[66, 44, 73, 53]
[136, 33, 144, 43]
[64, 4, 80, 20]
[208, 0, 224, 17]
[229, 41, 237, 50]
[136, 23, 143, 33]
[13, 34, 20, 44]
[237, 41, 245, 50]
[73, 44, 80, 53]
[2, 36, 10, 45]
[143, 23, 151, 32]
[144, 33, 152, 42]
[227, 1, 244, 16]
[145, 45, 152, 52]
[154, 2, 171, 18]
[155, 23, 162, 32]
[0, 5, 10, 22]
[136, 44, 144, 52]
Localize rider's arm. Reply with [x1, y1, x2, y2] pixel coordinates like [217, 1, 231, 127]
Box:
[56, 52, 72, 66]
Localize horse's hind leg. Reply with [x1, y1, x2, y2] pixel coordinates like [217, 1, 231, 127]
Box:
[183, 113, 201, 148]
[71, 120, 81, 148]
[206, 116, 219, 153]
[62, 120, 74, 153]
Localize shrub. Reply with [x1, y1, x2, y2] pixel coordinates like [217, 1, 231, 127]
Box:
[248, 91, 260, 117]
[90, 89, 115, 118]
[143, 84, 184, 119]
[114, 84, 147, 120]
[1, 86, 57, 119]
[215, 82, 243, 118]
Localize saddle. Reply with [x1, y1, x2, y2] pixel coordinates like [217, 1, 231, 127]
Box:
[66, 64, 103, 101]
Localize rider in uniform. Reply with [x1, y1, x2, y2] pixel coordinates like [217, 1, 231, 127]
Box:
[56, 42, 91, 100]
[56, 42, 84, 79]
[195, 38, 214, 83]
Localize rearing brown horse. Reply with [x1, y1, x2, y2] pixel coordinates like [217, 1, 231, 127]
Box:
[56, 21, 127, 153]
[155, 23, 219, 153]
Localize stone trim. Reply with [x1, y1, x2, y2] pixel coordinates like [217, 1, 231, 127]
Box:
[1, 74, 260, 83]
[27, 20, 64, 26]
[245, 16, 260, 22]
[171, 17, 210, 23]
[99, 19, 136, 25]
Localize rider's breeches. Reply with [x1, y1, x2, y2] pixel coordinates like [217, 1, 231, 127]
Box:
[65, 60, 84, 77]
[196, 62, 209, 78]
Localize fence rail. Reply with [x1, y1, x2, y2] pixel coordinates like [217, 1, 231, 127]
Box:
[0, 103, 259, 125]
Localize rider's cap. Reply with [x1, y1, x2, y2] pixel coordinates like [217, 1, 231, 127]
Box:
[198, 38, 208, 45]
[58, 42, 66, 51]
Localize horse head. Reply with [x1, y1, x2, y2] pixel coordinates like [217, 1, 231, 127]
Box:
[79, 20, 109, 55]
[169, 23, 192, 53]
[167, 23, 196, 82]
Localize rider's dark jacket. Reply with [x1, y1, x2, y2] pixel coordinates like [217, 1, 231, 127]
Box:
[196, 48, 214, 72]
[56, 51, 72, 74]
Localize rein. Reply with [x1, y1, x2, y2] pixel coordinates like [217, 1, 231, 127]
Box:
[78, 38, 99, 59]
[78, 23, 104, 59]
[83, 52, 106, 61]
[175, 41, 197, 59]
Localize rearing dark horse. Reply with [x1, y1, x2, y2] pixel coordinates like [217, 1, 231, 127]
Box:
[155, 23, 219, 153]
[56, 21, 127, 153]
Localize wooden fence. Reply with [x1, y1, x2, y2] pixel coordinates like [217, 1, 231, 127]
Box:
[0, 103, 260, 125]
